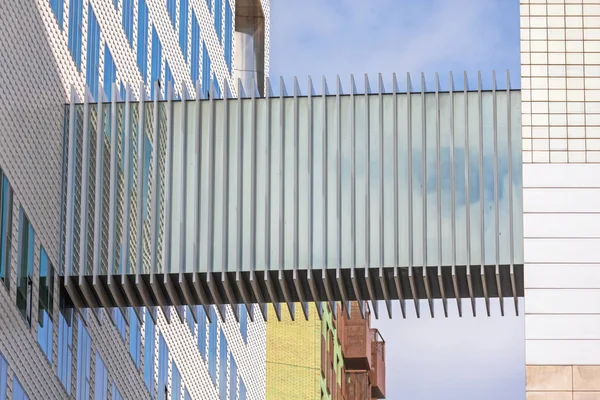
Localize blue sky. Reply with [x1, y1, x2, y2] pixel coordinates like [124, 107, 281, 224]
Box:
[269, 1, 524, 399]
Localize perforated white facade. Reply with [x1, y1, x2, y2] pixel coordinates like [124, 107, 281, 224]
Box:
[0, 0, 268, 399]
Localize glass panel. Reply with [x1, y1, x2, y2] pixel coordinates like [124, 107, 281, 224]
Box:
[76, 318, 91, 400]
[0, 175, 13, 286]
[37, 248, 54, 362]
[0, 353, 6, 400]
[158, 334, 168, 400]
[58, 308, 73, 394]
[198, 306, 207, 360]
[208, 307, 217, 383]
[95, 352, 108, 400]
[172, 362, 181, 400]
[112, 381, 124, 400]
[229, 355, 237, 400]
[16, 211, 34, 325]
[13, 377, 29, 400]
[129, 308, 141, 368]
[219, 329, 228, 400]
[143, 308, 155, 394]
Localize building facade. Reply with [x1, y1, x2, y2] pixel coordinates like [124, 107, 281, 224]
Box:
[0, 0, 269, 399]
[265, 302, 385, 400]
[520, 0, 600, 397]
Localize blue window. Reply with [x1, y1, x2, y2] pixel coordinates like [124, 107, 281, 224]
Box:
[165, 62, 173, 87]
[212, 75, 221, 98]
[179, 0, 189, 61]
[68, 0, 84, 70]
[190, 11, 201, 86]
[122, 0, 134, 47]
[104, 45, 118, 101]
[143, 309, 155, 395]
[0, 353, 6, 400]
[198, 306, 207, 360]
[240, 306, 248, 344]
[214, 0, 222, 43]
[137, 0, 149, 82]
[112, 381, 124, 400]
[172, 362, 181, 400]
[119, 84, 126, 105]
[151, 27, 162, 99]
[94, 352, 108, 400]
[185, 306, 194, 335]
[219, 329, 228, 399]
[201, 43, 211, 97]
[184, 389, 192, 400]
[224, 0, 232, 74]
[86, 6, 100, 101]
[16, 210, 34, 325]
[206, 0, 211, 12]
[76, 318, 91, 400]
[112, 308, 126, 341]
[208, 307, 217, 384]
[13, 377, 28, 400]
[0, 174, 13, 288]
[158, 334, 168, 400]
[167, 0, 176, 28]
[230, 354, 237, 400]
[58, 308, 73, 394]
[113, 0, 118, 8]
[37, 247, 54, 362]
[50, 0, 64, 28]
[129, 309, 141, 368]
[239, 379, 246, 400]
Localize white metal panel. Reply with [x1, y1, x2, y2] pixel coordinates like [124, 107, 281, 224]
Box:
[526, 339, 600, 365]
[525, 288, 600, 314]
[524, 213, 600, 238]
[524, 238, 600, 263]
[523, 188, 600, 213]
[526, 315, 600, 340]
[525, 264, 600, 289]
[523, 163, 600, 188]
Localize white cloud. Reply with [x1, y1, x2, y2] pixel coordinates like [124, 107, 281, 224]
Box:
[269, 0, 520, 89]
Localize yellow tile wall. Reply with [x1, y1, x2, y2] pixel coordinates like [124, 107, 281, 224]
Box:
[266, 304, 322, 400]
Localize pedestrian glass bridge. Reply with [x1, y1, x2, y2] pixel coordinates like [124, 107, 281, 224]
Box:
[61, 72, 523, 322]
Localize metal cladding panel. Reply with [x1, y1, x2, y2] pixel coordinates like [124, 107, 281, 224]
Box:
[64, 73, 524, 318]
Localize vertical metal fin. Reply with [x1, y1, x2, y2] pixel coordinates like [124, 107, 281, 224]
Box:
[421, 73, 433, 318]
[464, 72, 476, 317]
[449, 72, 461, 317]
[507, 70, 518, 316]
[407, 73, 419, 318]
[307, 76, 321, 318]
[263, 77, 281, 320]
[392, 74, 406, 318]
[478, 71, 490, 317]
[121, 85, 143, 323]
[435, 73, 447, 318]
[492, 71, 504, 317]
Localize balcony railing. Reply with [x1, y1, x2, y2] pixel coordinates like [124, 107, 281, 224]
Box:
[369, 328, 386, 399]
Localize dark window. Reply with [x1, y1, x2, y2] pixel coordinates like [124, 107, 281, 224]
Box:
[37, 247, 54, 362]
[16, 210, 34, 325]
[0, 173, 13, 290]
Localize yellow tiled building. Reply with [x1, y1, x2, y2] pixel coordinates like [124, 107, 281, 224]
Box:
[266, 305, 322, 400]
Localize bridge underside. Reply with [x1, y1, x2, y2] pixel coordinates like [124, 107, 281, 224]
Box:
[63, 264, 523, 321]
